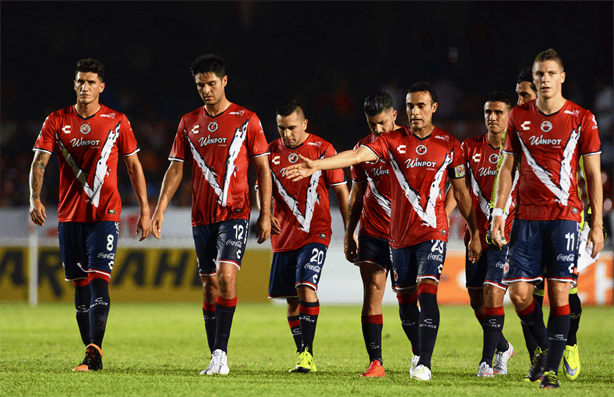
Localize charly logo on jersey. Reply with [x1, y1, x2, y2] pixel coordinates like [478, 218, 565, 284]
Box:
[288, 153, 299, 163]
[80, 124, 91, 134]
[397, 145, 407, 154]
[489, 153, 499, 164]
[191, 125, 200, 134]
[472, 153, 481, 162]
[416, 145, 427, 155]
[272, 155, 281, 165]
[62, 125, 71, 134]
[208, 121, 218, 132]
[540, 120, 553, 132]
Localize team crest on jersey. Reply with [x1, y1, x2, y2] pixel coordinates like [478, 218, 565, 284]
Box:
[208, 121, 218, 132]
[288, 153, 299, 163]
[80, 124, 91, 134]
[416, 145, 427, 155]
[489, 153, 499, 164]
[540, 120, 553, 132]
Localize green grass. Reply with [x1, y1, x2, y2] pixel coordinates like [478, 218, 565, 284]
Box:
[1, 303, 613, 396]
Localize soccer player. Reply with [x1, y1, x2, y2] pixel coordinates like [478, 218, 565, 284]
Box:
[285, 82, 482, 381]
[150, 54, 272, 376]
[445, 91, 516, 377]
[516, 66, 589, 382]
[491, 49, 603, 389]
[263, 100, 349, 373]
[344, 92, 400, 377]
[29, 58, 151, 371]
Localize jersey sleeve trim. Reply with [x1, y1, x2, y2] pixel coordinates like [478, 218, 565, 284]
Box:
[168, 157, 185, 162]
[250, 151, 270, 158]
[33, 148, 53, 155]
[329, 181, 347, 186]
[581, 150, 601, 157]
[122, 148, 140, 157]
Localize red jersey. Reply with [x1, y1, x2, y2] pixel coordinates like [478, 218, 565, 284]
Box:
[462, 133, 515, 248]
[169, 103, 269, 227]
[33, 104, 139, 222]
[503, 100, 601, 222]
[350, 133, 392, 240]
[268, 134, 346, 252]
[364, 126, 465, 249]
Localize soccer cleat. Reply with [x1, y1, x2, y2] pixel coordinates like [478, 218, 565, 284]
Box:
[289, 348, 317, 373]
[360, 360, 385, 377]
[200, 349, 229, 375]
[562, 343, 580, 380]
[493, 342, 514, 375]
[409, 354, 420, 377]
[410, 364, 431, 381]
[527, 347, 547, 382]
[540, 370, 560, 389]
[477, 362, 494, 377]
[85, 344, 103, 371]
[72, 354, 91, 372]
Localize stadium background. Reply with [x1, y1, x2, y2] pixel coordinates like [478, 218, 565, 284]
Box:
[1, 1, 612, 305]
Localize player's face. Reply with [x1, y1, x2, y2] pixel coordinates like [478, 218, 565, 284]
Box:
[484, 101, 509, 135]
[406, 91, 438, 132]
[515, 81, 537, 106]
[365, 108, 397, 137]
[74, 72, 105, 106]
[277, 111, 308, 148]
[195, 72, 227, 107]
[532, 60, 566, 100]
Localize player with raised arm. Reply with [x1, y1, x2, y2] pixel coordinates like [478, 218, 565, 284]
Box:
[444, 91, 516, 377]
[345, 92, 403, 377]
[263, 100, 349, 373]
[150, 54, 272, 375]
[491, 49, 603, 389]
[285, 82, 482, 381]
[29, 58, 151, 371]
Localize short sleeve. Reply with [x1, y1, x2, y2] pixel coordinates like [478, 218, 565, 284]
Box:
[169, 118, 187, 161]
[247, 114, 270, 158]
[33, 113, 58, 154]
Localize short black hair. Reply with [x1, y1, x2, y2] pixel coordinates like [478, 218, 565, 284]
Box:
[276, 100, 305, 119]
[516, 67, 537, 93]
[75, 58, 105, 81]
[363, 92, 394, 117]
[190, 54, 225, 79]
[408, 82, 438, 104]
[485, 91, 513, 110]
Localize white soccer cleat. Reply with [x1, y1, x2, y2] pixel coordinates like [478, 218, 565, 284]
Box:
[200, 349, 229, 375]
[409, 355, 420, 377]
[493, 342, 514, 375]
[477, 362, 494, 377]
[411, 364, 431, 381]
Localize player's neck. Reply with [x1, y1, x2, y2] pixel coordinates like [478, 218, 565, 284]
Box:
[205, 98, 231, 117]
[487, 131, 503, 148]
[412, 124, 434, 139]
[74, 102, 101, 119]
[537, 95, 566, 115]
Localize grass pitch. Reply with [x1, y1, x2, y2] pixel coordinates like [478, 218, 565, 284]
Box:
[1, 302, 612, 396]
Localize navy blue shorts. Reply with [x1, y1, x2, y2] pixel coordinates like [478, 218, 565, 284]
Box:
[504, 219, 579, 284]
[390, 240, 447, 291]
[193, 219, 249, 276]
[356, 234, 392, 271]
[268, 243, 328, 298]
[466, 244, 509, 291]
[58, 221, 119, 281]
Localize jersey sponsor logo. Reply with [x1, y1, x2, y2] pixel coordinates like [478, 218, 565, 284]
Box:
[272, 155, 281, 165]
[97, 253, 116, 259]
[288, 153, 299, 163]
[528, 135, 562, 146]
[489, 153, 499, 164]
[416, 145, 427, 155]
[100, 113, 116, 119]
[225, 239, 243, 248]
[556, 253, 575, 262]
[478, 167, 498, 177]
[435, 135, 449, 141]
[370, 166, 389, 177]
[307, 141, 322, 147]
[404, 158, 437, 168]
[229, 110, 245, 116]
[207, 121, 218, 132]
[199, 135, 227, 146]
[190, 125, 200, 134]
[80, 124, 91, 134]
[70, 137, 101, 147]
[304, 264, 321, 273]
[397, 145, 406, 154]
[521, 121, 531, 130]
[540, 120, 553, 132]
[62, 125, 71, 134]
[472, 153, 481, 162]
[427, 253, 444, 261]
[564, 110, 580, 117]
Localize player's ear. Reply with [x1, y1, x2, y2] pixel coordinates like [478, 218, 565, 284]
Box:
[560, 71, 566, 84]
[431, 102, 438, 113]
[303, 118, 308, 130]
[99, 81, 106, 93]
[392, 110, 398, 122]
[222, 75, 228, 88]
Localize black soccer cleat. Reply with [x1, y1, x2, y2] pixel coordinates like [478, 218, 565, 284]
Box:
[540, 370, 560, 389]
[527, 347, 547, 382]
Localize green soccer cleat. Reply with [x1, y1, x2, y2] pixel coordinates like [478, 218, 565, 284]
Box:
[562, 343, 580, 380]
[289, 348, 317, 373]
[540, 370, 560, 389]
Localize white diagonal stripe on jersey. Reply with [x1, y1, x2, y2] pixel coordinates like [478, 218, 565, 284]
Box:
[468, 162, 491, 218]
[56, 133, 94, 203]
[519, 128, 579, 206]
[271, 168, 322, 233]
[188, 138, 224, 199]
[220, 120, 249, 207]
[367, 177, 392, 217]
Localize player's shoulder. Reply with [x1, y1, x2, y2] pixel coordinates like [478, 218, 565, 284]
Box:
[97, 104, 126, 120]
[182, 106, 205, 121]
[227, 103, 257, 119]
[355, 133, 376, 147]
[561, 100, 592, 118]
[269, 137, 285, 152]
[431, 126, 460, 145]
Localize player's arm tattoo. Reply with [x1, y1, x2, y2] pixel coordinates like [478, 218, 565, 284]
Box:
[29, 152, 50, 200]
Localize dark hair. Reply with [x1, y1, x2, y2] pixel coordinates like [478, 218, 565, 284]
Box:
[408, 82, 438, 104]
[190, 54, 226, 78]
[516, 67, 537, 94]
[363, 92, 394, 117]
[75, 58, 105, 81]
[485, 91, 513, 110]
[276, 100, 305, 119]
[534, 48, 564, 71]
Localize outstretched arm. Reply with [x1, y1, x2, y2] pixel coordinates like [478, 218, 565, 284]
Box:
[151, 161, 184, 239]
[582, 153, 604, 257]
[29, 151, 51, 226]
[124, 154, 151, 241]
[284, 146, 377, 181]
[253, 155, 272, 244]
